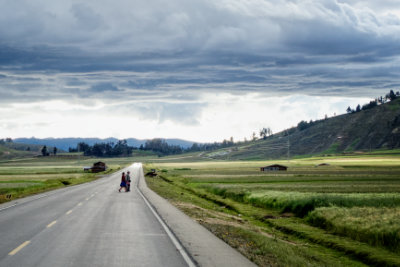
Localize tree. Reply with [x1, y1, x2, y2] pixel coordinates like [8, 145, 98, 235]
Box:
[78, 142, 90, 153]
[388, 90, 396, 101]
[69, 147, 78, 152]
[260, 128, 267, 139]
[259, 127, 272, 139]
[362, 100, 377, 111]
[53, 147, 57, 155]
[41, 146, 48, 156]
[252, 132, 257, 141]
[356, 104, 361, 112]
[190, 143, 199, 151]
[297, 120, 309, 131]
[346, 106, 352, 113]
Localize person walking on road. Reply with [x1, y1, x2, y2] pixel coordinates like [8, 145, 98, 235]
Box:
[126, 171, 131, 192]
[119, 172, 127, 192]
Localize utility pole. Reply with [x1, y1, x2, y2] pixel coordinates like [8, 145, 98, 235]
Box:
[287, 133, 290, 161]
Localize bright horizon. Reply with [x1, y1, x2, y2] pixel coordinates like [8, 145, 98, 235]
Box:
[3, 94, 371, 143]
[1, 0, 399, 143]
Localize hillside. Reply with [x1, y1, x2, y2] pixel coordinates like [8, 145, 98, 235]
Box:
[209, 98, 400, 160]
[0, 144, 34, 160]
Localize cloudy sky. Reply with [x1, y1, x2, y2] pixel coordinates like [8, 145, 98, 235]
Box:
[1, 0, 399, 142]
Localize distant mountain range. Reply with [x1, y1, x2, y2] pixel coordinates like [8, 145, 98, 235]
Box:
[14, 137, 196, 151]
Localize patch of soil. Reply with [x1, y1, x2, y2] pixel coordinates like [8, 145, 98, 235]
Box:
[280, 212, 295, 218]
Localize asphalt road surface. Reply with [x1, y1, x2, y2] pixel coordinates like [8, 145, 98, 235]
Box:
[0, 163, 189, 267]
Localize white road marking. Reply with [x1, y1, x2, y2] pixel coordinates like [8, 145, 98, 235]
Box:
[8, 241, 30, 256]
[47, 220, 57, 228]
[66, 210, 73, 215]
[137, 185, 196, 267]
[0, 203, 17, 211]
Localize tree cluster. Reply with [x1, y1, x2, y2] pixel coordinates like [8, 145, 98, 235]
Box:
[0, 138, 13, 145]
[69, 140, 133, 157]
[346, 90, 399, 114]
[188, 138, 235, 152]
[140, 138, 183, 155]
[297, 120, 317, 131]
[41, 146, 58, 156]
[259, 127, 273, 139]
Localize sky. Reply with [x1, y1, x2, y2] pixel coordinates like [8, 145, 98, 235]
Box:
[1, 0, 400, 143]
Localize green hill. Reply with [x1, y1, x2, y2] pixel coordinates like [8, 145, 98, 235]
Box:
[207, 98, 400, 160]
[0, 144, 34, 160]
[0, 141, 59, 160]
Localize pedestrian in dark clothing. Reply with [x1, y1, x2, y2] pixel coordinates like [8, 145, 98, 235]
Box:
[126, 171, 131, 192]
[119, 172, 127, 192]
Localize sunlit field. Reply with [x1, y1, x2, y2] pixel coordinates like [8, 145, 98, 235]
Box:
[145, 153, 400, 266]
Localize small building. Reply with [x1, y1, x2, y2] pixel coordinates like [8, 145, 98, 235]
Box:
[84, 162, 107, 173]
[260, 164, 288, 171]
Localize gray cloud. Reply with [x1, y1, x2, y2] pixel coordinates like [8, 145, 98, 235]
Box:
[102, 101, 205, 126]
[89, 83, 120, 92]
[0, 0, 400, 105]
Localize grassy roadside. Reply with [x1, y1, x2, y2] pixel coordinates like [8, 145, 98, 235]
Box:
[0, 175, 97, 203]
[144, 168, 367, 266]
[143, 155, 400, 267]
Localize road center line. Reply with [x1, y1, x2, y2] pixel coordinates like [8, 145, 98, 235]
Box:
[77, 202, 83, 206]
[47, 220, 57, 228]
[66, 210, 73, 215]
[8, 241, 30, 256]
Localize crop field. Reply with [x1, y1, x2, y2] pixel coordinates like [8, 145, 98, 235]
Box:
[145, 153, 400, 266]
[0, 156, 132, 203]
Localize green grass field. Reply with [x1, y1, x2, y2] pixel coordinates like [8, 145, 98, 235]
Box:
[144, 152, 400, 266]
[0, 156, 134, 203]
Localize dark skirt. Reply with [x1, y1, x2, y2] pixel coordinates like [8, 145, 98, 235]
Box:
[120, 181, 126, 187]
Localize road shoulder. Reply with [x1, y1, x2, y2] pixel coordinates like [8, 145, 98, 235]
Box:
[135, 165, 256, 267]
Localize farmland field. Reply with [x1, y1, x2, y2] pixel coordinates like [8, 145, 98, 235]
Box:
[0, 156, 133, 203]
[144, 153, 400, 266]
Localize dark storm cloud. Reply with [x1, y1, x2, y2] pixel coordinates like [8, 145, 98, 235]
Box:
[0, 0, 400, 107]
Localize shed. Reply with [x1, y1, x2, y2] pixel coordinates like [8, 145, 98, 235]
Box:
[260, 164, 288, 171]
[90, 161, 107, 173]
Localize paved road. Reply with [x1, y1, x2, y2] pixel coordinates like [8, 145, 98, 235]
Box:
[0, 163, 188, 267]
